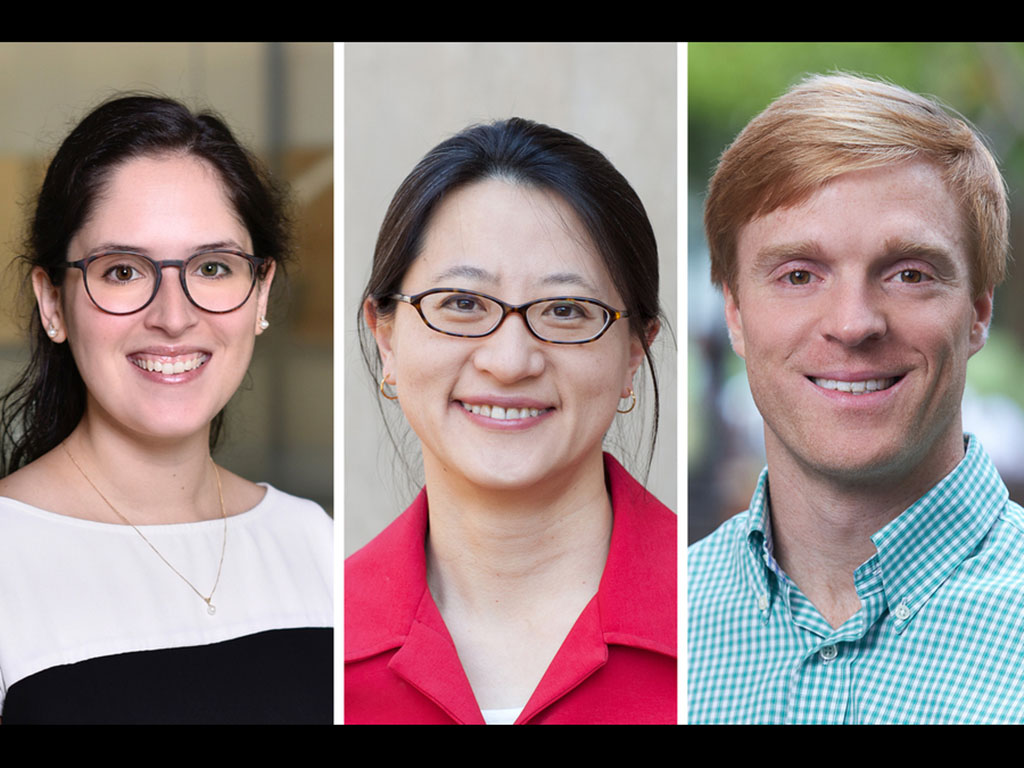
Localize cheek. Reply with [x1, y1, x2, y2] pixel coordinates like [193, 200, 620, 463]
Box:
[578, 342, 633, 404]
[64, 313, 123, 364]
[741, 317, 790, 366]
[60, 288, 94, 339]
[743, 300, 816, 359]
[910, 305, 973, 375]
[222, 314, 259, 359]
[393, 313, 456, 366]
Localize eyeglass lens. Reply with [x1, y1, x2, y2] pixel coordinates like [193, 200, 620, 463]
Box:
[419, 291, 611, 342]
[84, 252, 256, 313]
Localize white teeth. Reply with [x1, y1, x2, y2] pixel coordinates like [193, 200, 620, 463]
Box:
[132, 354, 209, 374]
[811, 377, 896, 395]
[461, 402, 546, 420]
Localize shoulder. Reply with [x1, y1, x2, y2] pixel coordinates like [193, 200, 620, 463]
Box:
[0, 495, 70, 554]
[962, 496, 1024, 581]
[599, 455, 676, 652]
[689, 510, 748, 559]
[345, 491, 429, 660]
[345, 490, 426, 578]
[0, 449, 80, 516]
[1000, 497, 1024, 536]
[688, 511, 751, 595]
[604, 454, 675, 532]
[256, 483, 332, 524]
[603, 454, 676, 583]
[243, 485, 333, 577]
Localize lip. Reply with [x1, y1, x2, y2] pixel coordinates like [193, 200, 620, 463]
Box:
[805, 371, 906, 402]
[128, 347, 211, 383]
[454, 395, 555, 430]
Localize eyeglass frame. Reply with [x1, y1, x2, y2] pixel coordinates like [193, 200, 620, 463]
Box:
[65, 249, 268, 315]
[387, 287, 630, 345]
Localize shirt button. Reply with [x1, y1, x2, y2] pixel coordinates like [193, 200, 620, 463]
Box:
[895, 601, 911, 620]
[819, 644, 838, 661]
[757, 594, 769, 611]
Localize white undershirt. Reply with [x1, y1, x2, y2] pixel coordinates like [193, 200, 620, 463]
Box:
[482, 706, 524, 725]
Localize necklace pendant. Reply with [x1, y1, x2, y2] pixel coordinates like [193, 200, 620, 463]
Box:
[207, 602, 217, 616]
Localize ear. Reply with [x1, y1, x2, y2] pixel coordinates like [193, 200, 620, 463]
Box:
[364, 297, 396, 383]
[31, 267, 66, 343]
[723, 283, 746, 359]
[622, 319, 659, 397]
[968, 285, 995, 357]
[254, 260, 277, 336]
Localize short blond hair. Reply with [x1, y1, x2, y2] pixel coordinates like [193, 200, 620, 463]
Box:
[705, 73, 1008, 299]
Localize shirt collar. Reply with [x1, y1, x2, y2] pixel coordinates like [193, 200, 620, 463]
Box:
[346, 452, 676, 657]
[870, 434, 1008, 630]
[740, 467, 776, 620]
[596, 453, 677, 656]
[742, 434, 1008, 628]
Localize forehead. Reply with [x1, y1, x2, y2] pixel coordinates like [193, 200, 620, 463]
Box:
[72, 154, 250, 253]
[405, 178, 617, 300]
[735, 160, 968, 280]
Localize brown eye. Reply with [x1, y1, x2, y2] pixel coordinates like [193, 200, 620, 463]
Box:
[900, 269, 923, 283]
[786, 270, 811, 285]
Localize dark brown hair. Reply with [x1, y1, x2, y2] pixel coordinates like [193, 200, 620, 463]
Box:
[360, 117, 663, 467]
[1, 94, 291, 474]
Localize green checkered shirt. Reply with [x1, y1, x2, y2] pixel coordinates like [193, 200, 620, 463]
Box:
[689, 435, 1024, 724]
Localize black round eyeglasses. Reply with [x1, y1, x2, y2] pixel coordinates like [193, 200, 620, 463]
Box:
[66, 250, 267, 315]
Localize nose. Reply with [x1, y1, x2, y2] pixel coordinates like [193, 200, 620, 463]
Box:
[820, 278, 887, 347]
[143, 266, 200, 335]
[471, 312, 546, 383]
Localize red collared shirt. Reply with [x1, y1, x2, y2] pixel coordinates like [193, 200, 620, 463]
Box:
[345, 454, 676, 724]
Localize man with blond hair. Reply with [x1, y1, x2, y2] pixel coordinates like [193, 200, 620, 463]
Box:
[688, 73, 1023, 723]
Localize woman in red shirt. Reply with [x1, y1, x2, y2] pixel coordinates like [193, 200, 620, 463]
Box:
[347, 118, 675, 724]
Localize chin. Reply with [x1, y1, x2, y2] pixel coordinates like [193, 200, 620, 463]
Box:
[436, 451, 557, 493]
[772, 424, 928, 486]
[123, 410, 219, 444]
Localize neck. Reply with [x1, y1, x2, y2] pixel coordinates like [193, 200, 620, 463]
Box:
[64, 411, 220, 525]
[423, 449, 613, 615]
[421, 449, 614, 709]
[765, 426, 966, 628]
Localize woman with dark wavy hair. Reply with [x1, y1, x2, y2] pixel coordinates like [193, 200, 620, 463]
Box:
[346, 118, 676, 724]
[0, 96, 331, 724]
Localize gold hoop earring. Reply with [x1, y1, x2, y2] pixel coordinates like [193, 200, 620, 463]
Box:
[617, 388, 636, 414]
[379, 376, 398, 401]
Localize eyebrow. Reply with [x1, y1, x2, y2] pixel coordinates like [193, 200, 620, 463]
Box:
[537, 271, 598, 293]
[432, 265, 495, 283]
[432, 265, 599, 294]
[751, 241, 821, 274]
[83, 240, 249, 258]
[883, 237, 961, 276]
[752, 237, 962, 277]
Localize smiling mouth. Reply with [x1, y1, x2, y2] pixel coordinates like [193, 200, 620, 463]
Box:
[459, 401, 551, 420]
[130, 353, 210, 374]
[809, 376, 900, 395]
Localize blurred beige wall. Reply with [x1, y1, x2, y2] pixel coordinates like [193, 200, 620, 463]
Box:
[345, 42, 677, 555]
[0, 42, 333, 514]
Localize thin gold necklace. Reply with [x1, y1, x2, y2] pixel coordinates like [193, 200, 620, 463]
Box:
[62, 441, 228, 616]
